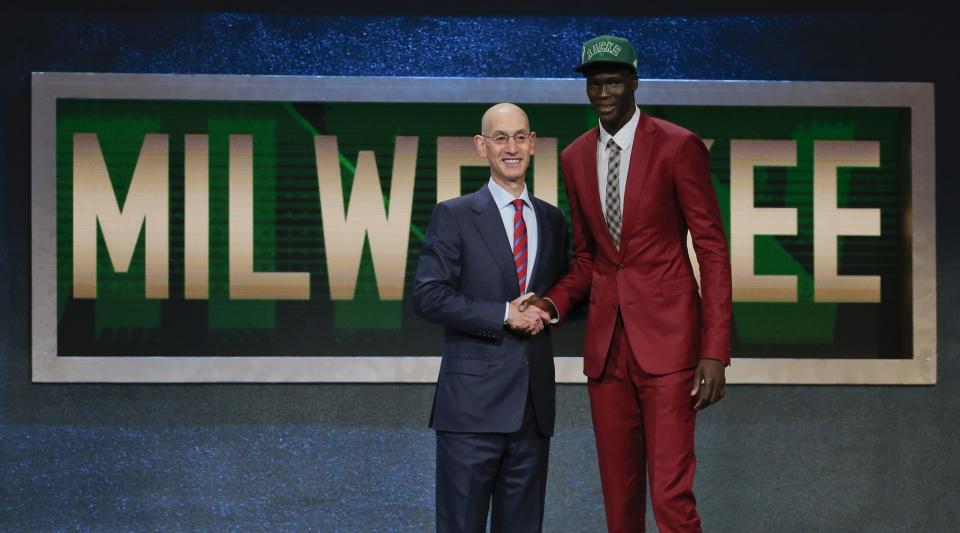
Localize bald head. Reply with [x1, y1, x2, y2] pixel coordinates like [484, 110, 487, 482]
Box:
[474, 102, 536, 192]
[481, 103, 530, 135]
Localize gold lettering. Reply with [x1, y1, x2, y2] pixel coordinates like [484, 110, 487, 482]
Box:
[730, 140, 798, 302]
[315, 135, 418, 300]
[184, 134, 209, 299]
[813, 140, 881, 302]
[229, 135, 310, 300]
[72, 133, 169, 299]
[532, 137, 558, 206]
[435, 136, 487, 202]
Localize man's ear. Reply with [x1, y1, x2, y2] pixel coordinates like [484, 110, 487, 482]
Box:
[630, 75, 639, 92]
[474, 134, 487, 157]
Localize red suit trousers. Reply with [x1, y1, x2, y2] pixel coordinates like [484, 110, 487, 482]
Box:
[588, 313, 701, 533]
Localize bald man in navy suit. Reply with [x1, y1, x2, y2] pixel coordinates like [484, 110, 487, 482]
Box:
[414, 103, 567, 532]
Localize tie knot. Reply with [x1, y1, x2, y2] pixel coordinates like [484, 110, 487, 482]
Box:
[512, 199, 525, 211]
[606, 138, 620, 152]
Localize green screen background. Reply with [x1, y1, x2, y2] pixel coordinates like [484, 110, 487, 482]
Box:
[55, 100, 911, 359]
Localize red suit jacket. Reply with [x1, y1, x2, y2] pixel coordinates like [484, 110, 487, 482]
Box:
[546, 111, 732, 377]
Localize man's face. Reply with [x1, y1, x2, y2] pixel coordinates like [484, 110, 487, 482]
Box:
[474, 106, 536, 184]
[584, 65, 638, 130]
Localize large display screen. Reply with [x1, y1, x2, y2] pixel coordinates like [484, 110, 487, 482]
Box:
[31, 74, 936, 383]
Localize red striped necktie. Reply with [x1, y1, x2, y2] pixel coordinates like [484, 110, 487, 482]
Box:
[512, 199, 528, 293]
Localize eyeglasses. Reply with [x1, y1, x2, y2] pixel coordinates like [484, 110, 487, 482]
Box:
[480, 131, 534, 145]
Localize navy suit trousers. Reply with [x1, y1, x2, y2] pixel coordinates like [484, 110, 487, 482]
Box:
[436, 393, 550, 533]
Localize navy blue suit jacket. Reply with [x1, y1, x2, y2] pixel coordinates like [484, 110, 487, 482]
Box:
[414, 185, 567, 436]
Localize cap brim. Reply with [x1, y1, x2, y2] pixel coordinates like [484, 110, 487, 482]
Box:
[574, 60, 637, 74]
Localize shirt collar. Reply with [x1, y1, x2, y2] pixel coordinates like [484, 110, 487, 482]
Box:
[487, 178, 531, 209]
[598, 105, 641, 151]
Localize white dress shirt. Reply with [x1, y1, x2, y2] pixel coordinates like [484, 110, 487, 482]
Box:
[597, 105, 641, 220]
[487, 178, 538, 321]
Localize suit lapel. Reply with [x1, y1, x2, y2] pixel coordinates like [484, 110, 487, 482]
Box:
[620, 111, 659, 238]
[472, 187, 521, 297]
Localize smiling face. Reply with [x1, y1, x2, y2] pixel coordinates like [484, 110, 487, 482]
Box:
[584, 64, 639, 135]
[474, 103, 536, 189]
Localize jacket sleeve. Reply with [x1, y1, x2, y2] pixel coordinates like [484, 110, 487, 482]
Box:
[545, 150, 595, 323]
[674, 133, 733, 363]
[413, 202, 506, 340]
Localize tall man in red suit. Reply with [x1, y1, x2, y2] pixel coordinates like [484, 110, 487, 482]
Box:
[527, 35, 732, 532]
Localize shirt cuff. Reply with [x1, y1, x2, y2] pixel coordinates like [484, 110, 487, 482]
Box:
[543, 297, 560, 324]
[503, 302, 510, 323]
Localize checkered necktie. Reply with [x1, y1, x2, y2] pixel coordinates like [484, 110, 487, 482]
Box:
[604, 138, 623, 248]
[512, 199, 528, 293]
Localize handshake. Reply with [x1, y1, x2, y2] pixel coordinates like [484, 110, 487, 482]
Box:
[505, 293, 557, 336]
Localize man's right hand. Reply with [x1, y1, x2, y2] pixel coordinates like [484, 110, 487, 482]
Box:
[507, 293, 551, 335]
[517, 294, 558, 321]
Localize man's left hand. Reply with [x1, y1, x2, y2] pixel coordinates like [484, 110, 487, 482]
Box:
[690, 359, 726, 410]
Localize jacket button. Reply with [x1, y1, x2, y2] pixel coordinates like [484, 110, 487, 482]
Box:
[618, 263, 624, 269]
[521, 359, 529, 367]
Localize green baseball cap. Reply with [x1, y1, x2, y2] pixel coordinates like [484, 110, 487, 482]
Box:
[575, 35, 638, 73]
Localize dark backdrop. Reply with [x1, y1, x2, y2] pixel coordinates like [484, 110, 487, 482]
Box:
[1, 6, 956, 531]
